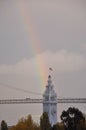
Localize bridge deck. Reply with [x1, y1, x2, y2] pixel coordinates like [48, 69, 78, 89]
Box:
[0, 98, 86, 104]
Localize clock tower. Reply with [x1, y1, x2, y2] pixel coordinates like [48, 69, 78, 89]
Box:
[43, 75, 57, 126]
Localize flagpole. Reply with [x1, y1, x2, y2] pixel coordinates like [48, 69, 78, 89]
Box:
[49, 68, 53, 77]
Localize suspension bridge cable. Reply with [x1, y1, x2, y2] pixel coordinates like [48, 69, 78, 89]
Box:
[0, 83, 69, 99]
[0, 82, 42, 96]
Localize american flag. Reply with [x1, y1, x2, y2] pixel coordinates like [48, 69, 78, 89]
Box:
[49, 68, 53, 71]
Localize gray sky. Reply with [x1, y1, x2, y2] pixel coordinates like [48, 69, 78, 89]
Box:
[0, 0, 86, 125]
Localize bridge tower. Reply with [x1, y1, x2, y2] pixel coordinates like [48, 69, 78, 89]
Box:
[43, 75, 57, 126]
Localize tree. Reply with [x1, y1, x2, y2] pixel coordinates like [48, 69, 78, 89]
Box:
[1, 120, 8, 130]
[10, 115, 41, 130]
[40, 112, 51, 130]
[60, 107, 85, 130]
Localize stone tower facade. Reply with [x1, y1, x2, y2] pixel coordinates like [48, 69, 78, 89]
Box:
[43, 75, 57, 126]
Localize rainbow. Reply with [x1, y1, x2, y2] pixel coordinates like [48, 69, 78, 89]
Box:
[16, 1, 48, 87]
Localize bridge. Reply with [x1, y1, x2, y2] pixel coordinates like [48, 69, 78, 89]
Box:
[0, 76, 85, 126]
[0, 98, 86, 104]
[0, 81, 86, 104]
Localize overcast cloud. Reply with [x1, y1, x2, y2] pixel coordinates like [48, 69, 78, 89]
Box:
[0, 0, 86, 125]
[0, 50, 86, 75]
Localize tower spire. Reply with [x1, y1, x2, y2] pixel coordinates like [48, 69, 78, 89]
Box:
[48, 75, 52, 86]
[43, 74, 57, 126]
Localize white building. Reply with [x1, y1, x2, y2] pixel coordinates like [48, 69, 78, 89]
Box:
[43, 75, 57, 126]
